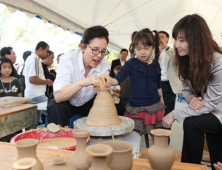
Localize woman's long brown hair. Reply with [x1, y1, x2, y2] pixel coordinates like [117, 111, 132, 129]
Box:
[172, 14, 222, 92]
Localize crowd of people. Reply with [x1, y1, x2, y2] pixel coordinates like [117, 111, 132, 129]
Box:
[0, 14, 222, 170]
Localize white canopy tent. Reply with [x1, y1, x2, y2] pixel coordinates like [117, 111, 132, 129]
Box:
[0, 0, 222, 51]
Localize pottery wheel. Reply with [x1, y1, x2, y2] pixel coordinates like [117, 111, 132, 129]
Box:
[74, 116, 135, 137]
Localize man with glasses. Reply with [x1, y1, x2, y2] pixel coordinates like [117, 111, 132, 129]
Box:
[47, 26, 111, 127]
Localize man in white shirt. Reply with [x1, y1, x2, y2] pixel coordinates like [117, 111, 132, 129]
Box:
[23, 41, 53, 124]
[159, 31, 182, 116]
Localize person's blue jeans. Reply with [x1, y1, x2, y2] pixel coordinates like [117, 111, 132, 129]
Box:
[27, 95, 48, 127]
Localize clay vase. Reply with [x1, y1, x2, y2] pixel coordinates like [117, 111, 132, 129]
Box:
[86, 144, 113, 170]
[47, 157, 76, 170]
[14, 139, 43, 170]
[67, 129, 92, 170]
[13, 158, 36, 170]
[104, 140, 133, 170]
[147, 129, 175, 170]
[83, 88, 122, 127]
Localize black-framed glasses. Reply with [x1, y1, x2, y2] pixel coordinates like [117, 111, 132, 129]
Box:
[85, 43, 109, 56]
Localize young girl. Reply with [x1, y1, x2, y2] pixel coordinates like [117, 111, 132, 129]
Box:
[101, 28, 165, 137]
[0, 58, 22, 97]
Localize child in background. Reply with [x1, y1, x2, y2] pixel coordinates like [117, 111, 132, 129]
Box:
[112, 65, 130, 116]
[100, 28, 165, 139]
[0, 58, 21, 97]
[112, 65, 122, 98]
[111, 66, 121, 104]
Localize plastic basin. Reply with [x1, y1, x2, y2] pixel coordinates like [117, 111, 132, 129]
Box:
[10, 129, 90, 151]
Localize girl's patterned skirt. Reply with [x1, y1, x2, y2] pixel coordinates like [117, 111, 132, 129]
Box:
[124, 101, 165, 134]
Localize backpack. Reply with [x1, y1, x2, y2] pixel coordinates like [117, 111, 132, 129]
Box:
[17, 64, 25, 97]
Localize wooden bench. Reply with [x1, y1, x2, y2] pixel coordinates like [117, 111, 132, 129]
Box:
[0, 104, 37, 138]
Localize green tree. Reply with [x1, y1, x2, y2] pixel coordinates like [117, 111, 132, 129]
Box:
[106, 49, 119, 62]
[9, 22, 30, 46]
[0, 8, 11, 48]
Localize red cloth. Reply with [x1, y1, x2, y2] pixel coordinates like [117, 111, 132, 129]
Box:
[124, 110, 164, 125]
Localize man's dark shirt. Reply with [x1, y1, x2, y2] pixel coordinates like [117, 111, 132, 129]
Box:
[42, 62, 55, 97]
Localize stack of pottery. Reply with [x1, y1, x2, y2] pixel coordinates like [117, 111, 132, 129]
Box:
[66, 129, 135, 170]
[147, 129, 175, 170]
[14, 139, 43, 170]
[83, 89, 122, 127]
[67, 129, 92, 169]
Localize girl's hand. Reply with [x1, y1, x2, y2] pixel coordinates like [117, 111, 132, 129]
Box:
[80, 75, 102, 88]
[162, 112, 174, 129]
[100, 74, 112, 88]
[189, 97, 203, 110]
[214, 162, 222, 170]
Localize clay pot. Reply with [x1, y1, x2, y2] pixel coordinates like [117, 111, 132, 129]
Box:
[83, 89, 122, 127]
[14, 139, 43, 170]
[67, 129, 92, 170]
[47, 157, 76, 170]
[147, 129, 175, 170]
[104, 140, 133, 170]
[86, 144, 113, 170]
[13, 158, 36, 170]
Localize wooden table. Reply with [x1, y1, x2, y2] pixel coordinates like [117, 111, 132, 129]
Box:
[0, 142, 208, 170]
[0, 104, 37, 138]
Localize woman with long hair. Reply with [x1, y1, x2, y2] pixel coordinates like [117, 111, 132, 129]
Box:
[162, 14, 222, 170]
